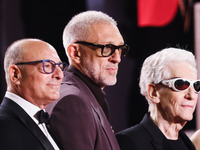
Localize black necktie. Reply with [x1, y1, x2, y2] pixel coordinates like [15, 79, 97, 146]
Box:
[36, 110, 50, 125]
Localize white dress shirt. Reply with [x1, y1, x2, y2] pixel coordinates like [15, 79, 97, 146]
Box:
[5, 91, 60, 150]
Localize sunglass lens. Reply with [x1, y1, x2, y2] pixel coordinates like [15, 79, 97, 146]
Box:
[194, 81, 200, 92]
[175, 79, 190, 90]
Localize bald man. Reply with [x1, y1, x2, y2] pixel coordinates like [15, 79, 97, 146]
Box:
[0, 38, 65, 150]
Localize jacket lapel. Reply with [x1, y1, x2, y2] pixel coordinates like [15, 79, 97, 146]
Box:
[140, 114, 164, 150]
[88, 95, 120, 150]
[1, 97, 55, 150]
[141, 113, 195, 150]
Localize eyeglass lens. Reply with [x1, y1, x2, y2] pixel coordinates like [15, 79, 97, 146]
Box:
[194, 81, 200, 92]
[174, 79, 200, 92]
[43, 60, 65, 74]
[175, 80, 190, 90]
[103, 45, 128, 57]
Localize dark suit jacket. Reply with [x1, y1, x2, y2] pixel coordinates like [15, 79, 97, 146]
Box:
[116, 113, 196, 150]
[46, 66, 120, 150]
[0, 97, 55, 150]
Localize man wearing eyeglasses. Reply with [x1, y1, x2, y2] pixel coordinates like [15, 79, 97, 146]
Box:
[0, 38, 65, 150]
[116, 48, 197, 150]
[46, 11, 129, 150]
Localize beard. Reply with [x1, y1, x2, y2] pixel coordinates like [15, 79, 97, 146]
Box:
[80, 57, 117, 88]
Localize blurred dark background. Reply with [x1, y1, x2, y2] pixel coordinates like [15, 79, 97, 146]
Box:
[1, 0, 200, 133]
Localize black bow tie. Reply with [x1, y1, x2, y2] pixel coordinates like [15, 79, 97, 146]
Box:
[36, 110, 50, 124]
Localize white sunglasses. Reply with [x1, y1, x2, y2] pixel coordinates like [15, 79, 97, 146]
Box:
[161, 78, 200, 93]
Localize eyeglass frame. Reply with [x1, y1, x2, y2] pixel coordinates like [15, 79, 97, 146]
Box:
[15, 59, 67, 74]
[160, 78, 200, 93]
[75, 41, 129, 57]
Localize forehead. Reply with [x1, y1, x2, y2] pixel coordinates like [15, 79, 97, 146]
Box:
[88, 24, 124, 45]
[168, 61, 197, 79]
[22, 41, 60, 61]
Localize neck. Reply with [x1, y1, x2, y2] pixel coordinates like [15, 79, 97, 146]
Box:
[8, 89, 47, 110]
[150, 112, 186, 140]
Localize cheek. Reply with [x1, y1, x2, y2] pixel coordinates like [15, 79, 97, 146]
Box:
[166, 94, 180, 109]
[90, 59, 105, 73]
[159, 92, 178, 111]
[165, 94, 189, 116]
[31, 76, 49, 92]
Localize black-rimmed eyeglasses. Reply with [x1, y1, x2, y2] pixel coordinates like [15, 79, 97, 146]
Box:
[15, 59, 67, 74]
[75, 41, 129, 57]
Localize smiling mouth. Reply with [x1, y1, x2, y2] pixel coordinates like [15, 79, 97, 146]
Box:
[48, 84, 60, 88]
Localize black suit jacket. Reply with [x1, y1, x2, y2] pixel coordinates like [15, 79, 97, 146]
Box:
[116, 113, 196, 150]
[46, 66, 120, 150]
[0, 97, 55, 150]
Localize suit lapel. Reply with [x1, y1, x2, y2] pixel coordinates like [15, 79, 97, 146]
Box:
[141, 113, 195, 150]
[140, 114, 165, 150]
[88, 94, 120, 150]
[1, 97, 55, 150]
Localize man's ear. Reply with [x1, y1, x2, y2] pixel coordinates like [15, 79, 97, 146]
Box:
[9, 65, 21, 86]
[67, 44, 81, 64]
[147, 83, 160, 103]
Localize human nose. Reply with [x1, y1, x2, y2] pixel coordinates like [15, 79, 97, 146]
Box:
[109, 49, 121, 63]
[185, 87, 198, 100]
[52, 65, 64, 80]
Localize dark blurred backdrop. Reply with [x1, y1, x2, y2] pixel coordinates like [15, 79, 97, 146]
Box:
[1, 0, 199, 133]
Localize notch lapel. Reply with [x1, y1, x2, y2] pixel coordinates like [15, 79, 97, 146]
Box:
[1, 97, 55, 150]
[89, 96, 120, 150]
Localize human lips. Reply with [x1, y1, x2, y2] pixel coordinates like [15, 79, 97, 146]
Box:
[48, 83, 60, 89]
[181, 104, 194, 109]
[107, 68, 117, 71]
[106, 67, 118, 73]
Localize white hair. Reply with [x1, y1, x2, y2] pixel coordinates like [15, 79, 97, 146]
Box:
[62, 10, 117, 62]
[139, 47, 197, 113]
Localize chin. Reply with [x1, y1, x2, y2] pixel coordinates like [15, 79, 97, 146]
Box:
[49, 93, 60, 101]
[183, 115, 193, 121]
[104, 78, 117, 86]
[187, 116, 193, 121]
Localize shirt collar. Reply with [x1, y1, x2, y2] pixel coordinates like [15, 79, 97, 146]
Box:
[5, 91, 41, 123]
